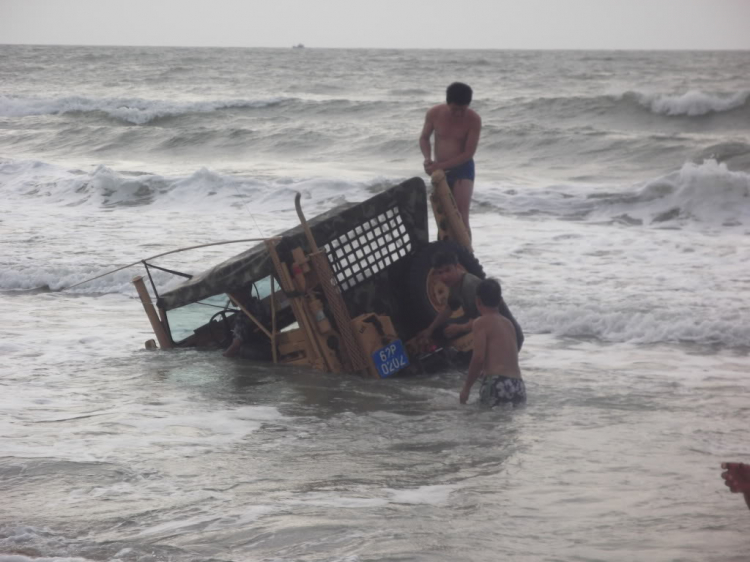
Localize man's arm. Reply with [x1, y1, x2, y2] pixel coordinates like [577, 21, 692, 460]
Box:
[443, 318, 474, 338]
[423, 304, 452, 339]
[431, 113, 481, 171]
[460, 318, 487, 404]
[419, 109, 435, 171]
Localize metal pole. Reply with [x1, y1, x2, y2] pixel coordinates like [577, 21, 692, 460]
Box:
[227, 293, 273, 340]
[294, 193, 368, 373]
[132, 276, 173, 349]
[270, 276, 277, 364]
[265, 239, 327, 370]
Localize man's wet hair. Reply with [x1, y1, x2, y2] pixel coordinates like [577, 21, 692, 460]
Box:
[446, 82, 473, 106]
[477, 278, 502, 308]
[432, 251, 458, 269]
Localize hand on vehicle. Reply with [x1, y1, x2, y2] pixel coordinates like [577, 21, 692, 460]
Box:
[443, 323, 464, 338]
[416, 329, 433, 352]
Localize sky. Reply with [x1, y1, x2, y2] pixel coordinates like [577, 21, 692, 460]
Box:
[1, 0, 749, 50]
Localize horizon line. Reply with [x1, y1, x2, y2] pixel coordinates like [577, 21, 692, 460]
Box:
[1, 42, 748, 52]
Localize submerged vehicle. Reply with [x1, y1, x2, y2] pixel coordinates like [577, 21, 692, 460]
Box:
[132, 172, 485, 378]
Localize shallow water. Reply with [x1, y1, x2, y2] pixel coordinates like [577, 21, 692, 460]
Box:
[2, 330, 748, 561]
[1, 46, 750, 561]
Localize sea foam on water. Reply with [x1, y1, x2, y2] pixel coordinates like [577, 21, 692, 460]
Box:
[1, 46, 749, 562]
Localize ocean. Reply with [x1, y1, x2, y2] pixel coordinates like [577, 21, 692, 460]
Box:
[1, 45, 749, 562]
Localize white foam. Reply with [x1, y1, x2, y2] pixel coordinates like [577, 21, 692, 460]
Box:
[0, 401, 285, 462]
[284, 493, 388, 509]
[280, 486, 457, 509]
[384, 484, 457, 505]
[0, 554, 96, 562]
[522, 304, 750, 348]
[136, 505, 276, 537]
[478, 159, 750, 228]
[0, 525, 117, 562]
[0, 95, 287, 124]
[602, 159, 750, 226]
[631, 90, 749, 116]
[0, 265, 141, 293]
[0, 158, 376, 213]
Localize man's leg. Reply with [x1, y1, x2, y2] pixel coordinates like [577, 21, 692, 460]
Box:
[452, 179, 474, 239]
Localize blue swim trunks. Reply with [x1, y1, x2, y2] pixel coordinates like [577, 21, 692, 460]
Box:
[445, 159, 475, 189]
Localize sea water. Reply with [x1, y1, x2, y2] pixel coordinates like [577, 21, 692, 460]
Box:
[0, 46, 749, 561]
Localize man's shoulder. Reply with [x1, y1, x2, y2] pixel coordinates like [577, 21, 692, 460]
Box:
[472, 314, 490, 332]
[427, 104, 448, 117]
[480, 312, 514, 337]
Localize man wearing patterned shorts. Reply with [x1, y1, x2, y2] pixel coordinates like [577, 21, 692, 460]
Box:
[460, 279, 526, 406]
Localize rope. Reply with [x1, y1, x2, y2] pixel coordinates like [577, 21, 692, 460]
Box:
[63, 237, 279, 291]
[233, 182, 265, 238]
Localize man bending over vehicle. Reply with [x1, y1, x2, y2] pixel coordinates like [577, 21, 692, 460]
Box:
[420, 251, 524, 351]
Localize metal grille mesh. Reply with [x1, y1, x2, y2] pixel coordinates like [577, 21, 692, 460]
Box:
[323, 207, 412, 292]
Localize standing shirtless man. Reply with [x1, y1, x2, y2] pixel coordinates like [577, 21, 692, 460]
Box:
[419, 82, 482, 235]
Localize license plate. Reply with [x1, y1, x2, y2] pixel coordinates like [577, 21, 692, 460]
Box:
[372, 340, 409, 378]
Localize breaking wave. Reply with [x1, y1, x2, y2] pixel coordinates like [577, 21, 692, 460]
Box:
[477, 160, 750, 227]
[522, 304, 750, 348]
[0, 95, 288, 124]
[3, 156, 749, 229]
[629, 90, 750, 116]
[5, 88, 747, 129]
[3, 155, 749, 230]
[514, 89, 750, 119]
[597, 159, 750, 226]
[3, 266, 748, 349]
[0, 158, 379, 211]
[0, 264, 149, 295]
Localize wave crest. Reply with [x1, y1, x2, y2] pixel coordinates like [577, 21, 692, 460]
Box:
[476, 160, 750, 228]
[0, 158, 377, 212]
[607, 159, 750, 225]
[626, 90, 750, 116]
[511, 89, 750, 119]
[523, 304, 750, 348]
[0, 95, 287, 124]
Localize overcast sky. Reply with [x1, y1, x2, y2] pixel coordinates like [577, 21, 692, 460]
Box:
[1, 0, 749, 50]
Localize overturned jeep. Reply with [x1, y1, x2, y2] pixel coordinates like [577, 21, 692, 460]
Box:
[133, 172, 485, 378]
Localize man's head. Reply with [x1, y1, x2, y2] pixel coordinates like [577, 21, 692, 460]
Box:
[476, 278, 502, 310]
[432, 251, 462, 287]
[446, 82, 473, 115]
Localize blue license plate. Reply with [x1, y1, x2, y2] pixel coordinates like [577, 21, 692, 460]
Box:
[372, 340, 409, 378]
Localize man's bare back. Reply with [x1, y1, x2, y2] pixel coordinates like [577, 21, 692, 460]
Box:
[460, 279, 525, 405]
[476, 313, 521, 379]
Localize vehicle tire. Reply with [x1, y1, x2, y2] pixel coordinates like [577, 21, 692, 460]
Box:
[408, 240, 485, 329]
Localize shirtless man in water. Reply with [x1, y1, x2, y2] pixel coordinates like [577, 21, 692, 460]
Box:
[460, 279, 526, 406]
[419, 82, 481, 236]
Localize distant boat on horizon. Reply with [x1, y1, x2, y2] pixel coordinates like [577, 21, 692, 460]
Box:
[292, 43, 305, 49]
